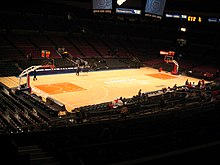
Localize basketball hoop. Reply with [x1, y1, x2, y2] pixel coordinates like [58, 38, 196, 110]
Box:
[160, 50, 179, 75]
[41, 58, 55, 70]
[164, 55, 173, 63]
[17, 64, 55, 91]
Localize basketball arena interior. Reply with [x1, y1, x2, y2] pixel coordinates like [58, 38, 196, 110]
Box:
[0, 0, 220, 164]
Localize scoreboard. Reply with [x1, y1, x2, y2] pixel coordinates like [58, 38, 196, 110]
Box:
[187, 16, 202, 22]
[92, 0, 167, 17]
[165, 13, 220, 24]
[92, 0, 220, 24]
[93, 0, 112, 13]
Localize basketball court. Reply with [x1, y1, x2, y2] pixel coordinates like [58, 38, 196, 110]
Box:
[0, 67, 205, 112]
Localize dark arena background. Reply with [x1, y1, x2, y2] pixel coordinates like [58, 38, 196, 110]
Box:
[0, 0, 220, 164]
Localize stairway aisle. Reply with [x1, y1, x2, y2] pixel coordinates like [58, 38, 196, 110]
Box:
[17, 144, 61, 165]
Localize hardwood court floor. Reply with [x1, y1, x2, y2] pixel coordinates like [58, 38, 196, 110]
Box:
[0, 67, 205, 112]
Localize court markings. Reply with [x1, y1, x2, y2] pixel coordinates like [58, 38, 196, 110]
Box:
[34, 82, 86, 95]
[145, 73, 178, 80]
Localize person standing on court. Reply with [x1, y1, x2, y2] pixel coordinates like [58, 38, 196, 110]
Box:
[33, 70, 37, 81]
[76, 65, 80, 76]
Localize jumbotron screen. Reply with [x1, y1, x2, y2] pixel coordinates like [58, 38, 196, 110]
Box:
[93, 0, 112, 10]
[115, 0, 142, 15]
[145, 0, 166, 16]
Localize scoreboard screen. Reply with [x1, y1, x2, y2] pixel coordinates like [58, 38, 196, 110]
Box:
[145, 0, 166, 16]
[115, 0, 142, 15]
[93, 0, 112, 13]
[93, 0, 112, 10]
